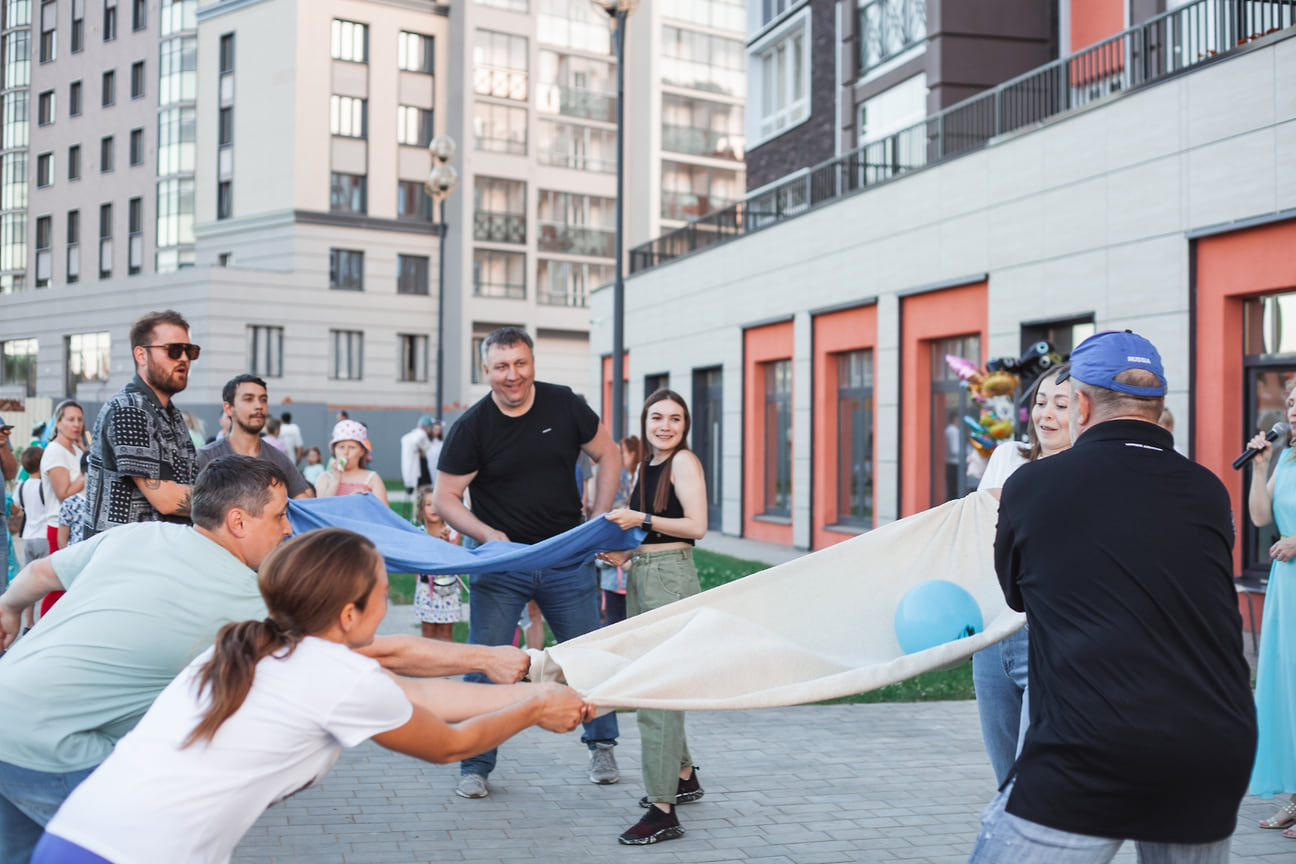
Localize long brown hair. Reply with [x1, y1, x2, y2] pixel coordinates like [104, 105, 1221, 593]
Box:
[1018, 361, 1071, 462]
[638, 389, 692, 515]
[183, 528, 382, 747]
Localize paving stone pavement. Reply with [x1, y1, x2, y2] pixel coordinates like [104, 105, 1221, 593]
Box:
[231, 606, 1294, 864]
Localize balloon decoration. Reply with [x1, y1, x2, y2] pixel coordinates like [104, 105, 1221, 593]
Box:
[894, 579, 984, 654]
[944, 354, 1020, 458]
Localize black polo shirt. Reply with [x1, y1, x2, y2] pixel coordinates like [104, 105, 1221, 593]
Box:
[995, 419, 1256, 843]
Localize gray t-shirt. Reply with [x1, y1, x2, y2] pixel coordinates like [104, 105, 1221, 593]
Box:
[196, 438, 311, 498]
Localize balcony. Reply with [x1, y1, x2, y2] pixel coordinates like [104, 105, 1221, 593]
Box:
[537, 150, 616, 174]
[473, 211, 526, 244]
[661, 124, 744, 161]
[859, 0, 927, 76]
[538, 83, 615, 123]
[538, 287, 589, 307]
[661, 190, 738, 222]
[538, 222, 615, 257]
[474, 280, 525, 300]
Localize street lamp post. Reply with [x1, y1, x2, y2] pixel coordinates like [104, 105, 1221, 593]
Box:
[426, 136, 460, 422]
[591, 0, 637, 442]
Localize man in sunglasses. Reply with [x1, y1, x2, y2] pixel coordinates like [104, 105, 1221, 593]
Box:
[82, 309, 201, 540]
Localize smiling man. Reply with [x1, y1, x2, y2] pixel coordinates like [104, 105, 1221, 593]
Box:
[82, 310, 201, 540]
[197, 374, 313, 499]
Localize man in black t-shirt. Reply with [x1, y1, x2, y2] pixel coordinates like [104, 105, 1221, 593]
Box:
[971, 331, 1256, 864]
[435, 327, 622, 799]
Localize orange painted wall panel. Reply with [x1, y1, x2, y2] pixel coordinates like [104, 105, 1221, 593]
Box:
[600, 353, 628, 432]
[743, 321, 796, 545]
[900, 282, 988, 517]
[1070, 0, 1125, 53]
[812, 305, 878, 550]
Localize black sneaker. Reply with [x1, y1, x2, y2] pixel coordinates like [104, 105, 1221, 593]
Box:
[639, 767, 703, 808]
[618, 806, 684, 846]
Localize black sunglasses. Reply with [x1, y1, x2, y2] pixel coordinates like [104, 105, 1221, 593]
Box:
[143, 343, 201, 361]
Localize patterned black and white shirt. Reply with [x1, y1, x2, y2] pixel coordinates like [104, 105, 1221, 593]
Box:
[82, 374, 197, 540]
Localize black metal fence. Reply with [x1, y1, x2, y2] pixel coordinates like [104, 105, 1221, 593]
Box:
[629, 0, 1295, 275]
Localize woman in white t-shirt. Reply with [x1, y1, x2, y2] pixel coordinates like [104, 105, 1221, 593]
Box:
[39, 400, 86, 554]
[971, 362, 1072, 788]
[34, 528, 593, 864]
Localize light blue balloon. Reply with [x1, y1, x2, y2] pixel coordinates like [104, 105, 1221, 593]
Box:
[894, 580, 984, 654]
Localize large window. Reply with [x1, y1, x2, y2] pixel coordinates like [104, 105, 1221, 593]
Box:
[329, 95, 367, 138]
[537, 0, 609, 54]
[330, 172, 367, 214]
[661, 93, 743, 161]
[0, 214, 25, 291]
[398, 333, 428, 382]
[3, 31, 30, 88]
[537, 189, 614, 257]
[536, 259, 609, 307]
[330, 19, 368, 63]
[536, 119, 616, 172]
[472, 101, 527, 155]
[756, 0, 794, 28]
[398, 31, 433, 74]
[2, 92, 30, 149]
[835, 350, 874, 527]
[1, 338, 38, 397]
[662, 0, 744, 31]
[158, 36, 196, 104]
[65, 331, 110, 397]
[858, 0, 927, 75]
[158, 0, 195, 36]
[661, 160, 741, 221]
[157, 106, 195, 174]
[472, 249, 524, 299]
[931, 334, 980, 503]
[537, 50, 614, 123]
[750, 10, 809, 144]
[473, 176, 526, 244]
[661, 25, 744, 98]
[1, 153, 26, 209]
[396, 105, 433, 147]
[472, 29, 528, 102]
[329, 329, 363, 380]
[248, 325, 283, 378]
[762, 359, 792, 517]
[397, 254, 429, 295]
[155, 177, 195, 272]
[329, 248, 364, 291]
[396, 180, 434, 222]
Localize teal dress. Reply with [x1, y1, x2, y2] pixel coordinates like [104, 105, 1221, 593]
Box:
[1250, 448, 1296, 797]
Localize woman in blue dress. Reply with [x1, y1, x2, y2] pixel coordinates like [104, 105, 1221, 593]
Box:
[1246, 382, 1296, 838]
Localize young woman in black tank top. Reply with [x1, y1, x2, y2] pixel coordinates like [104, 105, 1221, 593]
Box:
[601, 389, 708, 846]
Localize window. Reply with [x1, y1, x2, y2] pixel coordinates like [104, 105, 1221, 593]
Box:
[537, 119, 616, 173]
[155, 177, 195, 271]
[472, 101, 527, 155]
[537, 0, 610, 54]
[660, 160, 741, 220]
[248, 325, 283, 378]
[834, 350, 874, 527]
[99, 135, 113, 172]
[156, 106, 195, 175]
[398, 334, 428, 382]
[397, 254, 428, 295]
[472, 29, 528, 101]
[330, 19, 367, 62]
[858, 0, 927, 75]
[102, 0, 116, 40]
[130, 60, 144, 98]
[39, 0, 55, 62]
[329, 329, 363, 380]
[661, 26, 744, 98]
[660, 93, 744, 160]
[476, 0, 528, 11]
[537, 190, 615, 256]
[397, 180, 434, 222]
[216, 180, 231, 220]
[930, 334, 979, 503]
[35, 151, 52, 187]
[101, 69, 115, 106]
[0, 213, 26, 286]
[537, 49, 616, 123]
[1, 153, 26, 210]
[129, 127, 143, 165]
[131, 0, 143, 30]
[1019, 316, 1095, 360]
[470, 335, 485, 384]
[219, 33, 234, 74]
[69, 80, 82, 116]
[72, 0, 84, 52]
[665, 0, 745, 30]
[750, 10, 810, 143]
[2, 93, 29, 150]
[158, 36, 196, 105]
[329, 248, 363, 291]
[329, 172, 366, 214]
[473, 176, 526, 244]
[762, 359, 792, 516]
[472, 248, 524, 299]
[65, 331, 110, 398]
[37, 90, 53, 125]
[35, 215, 51, 288]
[758, 0, 794, 28]
[398, 31, 434, 74]
[67, 144, 79, 180]
[158, 0, 194, 35]
[329, 95, 367, 138]
[98, 202, 111, 278]
[127, 196, 141, 274]
[4, 31, 31, 88]
[396, 105, 433, 147]
[66, 209, 79, 283]
[218, 106, 232, 147]
[1, 338, 39, 397]
[536, 259, 610, 307]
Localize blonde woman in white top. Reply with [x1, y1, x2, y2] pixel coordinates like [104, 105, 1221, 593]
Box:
[39, 400, 86, 553]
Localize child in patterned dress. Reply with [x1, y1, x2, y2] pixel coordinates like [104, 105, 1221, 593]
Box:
[412, 486, 464, 641]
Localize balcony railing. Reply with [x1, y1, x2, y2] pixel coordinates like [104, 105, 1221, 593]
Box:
[661, 190, 739, 222]
[538, 287, 589, 307]
[537, 150, 617, 173]
[538, 83, 616, 123]
[630, 0, 1295, 274]
[661, 124, 745, 161]
[473, 211, 526, 244]
[538, 222, 615, 257]
[474, 281, 525, 300]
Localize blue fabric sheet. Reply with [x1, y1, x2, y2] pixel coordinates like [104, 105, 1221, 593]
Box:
[287, 494, 645, 575]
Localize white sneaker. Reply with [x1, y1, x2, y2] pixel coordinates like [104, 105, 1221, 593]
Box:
[455, 773, 490, 798]
[588, 742, 620, 785]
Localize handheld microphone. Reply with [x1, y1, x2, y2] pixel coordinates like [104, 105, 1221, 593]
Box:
[1233, 422, 1291, 470]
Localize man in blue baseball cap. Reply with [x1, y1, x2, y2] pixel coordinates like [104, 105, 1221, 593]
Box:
[972, 330, 1256, 863]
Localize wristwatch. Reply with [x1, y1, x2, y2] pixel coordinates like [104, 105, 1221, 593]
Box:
[641, 514, 653, 532]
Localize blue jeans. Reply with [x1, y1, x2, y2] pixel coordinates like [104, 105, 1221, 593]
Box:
[0, 760, 96, 864]
[461, 557, 617, 777]
[969, 781, 1232, 864]
[972, 625, 1030, 786]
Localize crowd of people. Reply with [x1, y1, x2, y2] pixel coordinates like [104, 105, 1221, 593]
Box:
[1, 313, 1294, 862]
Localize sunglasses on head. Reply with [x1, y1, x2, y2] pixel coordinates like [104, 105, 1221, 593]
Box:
[143, 343, 201, 361]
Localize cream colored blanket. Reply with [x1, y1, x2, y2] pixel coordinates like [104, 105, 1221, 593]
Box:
[528, 490, 1023, 710]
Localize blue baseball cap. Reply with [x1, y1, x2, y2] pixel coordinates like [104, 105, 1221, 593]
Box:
[1057, 330, 1166, 397]
[418, 414, 436, 428]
